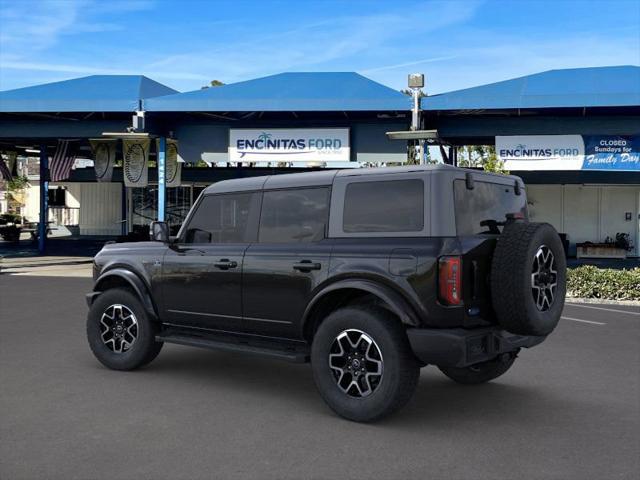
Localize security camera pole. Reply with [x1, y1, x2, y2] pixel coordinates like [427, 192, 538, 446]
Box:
[408, 73, 425, 164]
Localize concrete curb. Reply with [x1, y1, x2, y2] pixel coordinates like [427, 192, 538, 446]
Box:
[0, 259, 93, 270]
[566, 297, 640, 307]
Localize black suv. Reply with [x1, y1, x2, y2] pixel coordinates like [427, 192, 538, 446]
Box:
[87, 165, 566, 422]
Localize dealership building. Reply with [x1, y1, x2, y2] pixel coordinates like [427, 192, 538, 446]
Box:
[0, 66, 638, 257]
[421, 65, 640, 257]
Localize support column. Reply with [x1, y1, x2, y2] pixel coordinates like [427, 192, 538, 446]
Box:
[38, 144, 48, 254]
[157, 137, 166, 222]
[121, 182, 127, 236]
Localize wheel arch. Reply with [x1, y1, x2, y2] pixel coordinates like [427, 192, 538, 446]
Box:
[92, 268, 158, 319]
[301, 279, 420, 342]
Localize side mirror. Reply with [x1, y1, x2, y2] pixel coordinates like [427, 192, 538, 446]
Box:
[150, 221, 169, 243]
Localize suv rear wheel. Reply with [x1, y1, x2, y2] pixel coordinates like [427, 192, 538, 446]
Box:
[311, 306, 420, 422]
[87, 288, 163, 370]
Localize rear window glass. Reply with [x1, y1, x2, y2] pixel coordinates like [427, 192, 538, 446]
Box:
[343, 179, 424, 233]
[454, 179, 527, 235]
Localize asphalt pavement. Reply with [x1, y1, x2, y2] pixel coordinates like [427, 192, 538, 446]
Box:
[1, 275, 638, 480]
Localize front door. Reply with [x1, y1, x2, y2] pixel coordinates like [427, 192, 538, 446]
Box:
[160, 191, 260, 330]
[242, 187, 332, 338]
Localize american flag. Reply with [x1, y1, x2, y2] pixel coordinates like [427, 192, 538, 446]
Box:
[49, 140, 78, 182]
[0, 156, 12, 181]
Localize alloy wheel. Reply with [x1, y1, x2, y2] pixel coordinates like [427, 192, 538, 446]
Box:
[531, 245, 558, 311]
[99, 304, 138, 353]
[328, 329, 384, 398]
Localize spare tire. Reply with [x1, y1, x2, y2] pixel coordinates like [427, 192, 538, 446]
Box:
[490, 222, 566, 336]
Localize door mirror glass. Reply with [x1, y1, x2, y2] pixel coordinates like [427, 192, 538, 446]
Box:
[150, 221, 169, 243]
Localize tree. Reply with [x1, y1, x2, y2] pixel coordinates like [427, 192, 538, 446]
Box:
[4, 175, 30, 214]
[481, 146, 509, 175]
[457, 145, 508, 174]
[201, 79, 225, 89]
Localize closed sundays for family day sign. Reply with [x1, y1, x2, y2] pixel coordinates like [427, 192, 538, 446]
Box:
[497, 135, 640, 171]
[229, 128, 350, 162]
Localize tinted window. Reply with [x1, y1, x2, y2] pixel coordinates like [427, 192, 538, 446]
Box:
[184, 193, 257, 243]
[259, 188, 329, 243]
[343, 179, 424, 233]
[454, 180, 528, 235]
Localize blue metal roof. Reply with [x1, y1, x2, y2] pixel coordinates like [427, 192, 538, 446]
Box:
[0, 75, 178, 113]
[422, 66, 640, 111]
[145, 72, 411, 112]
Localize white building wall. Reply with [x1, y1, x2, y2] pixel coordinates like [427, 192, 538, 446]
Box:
[23, 182, 40, 222]
[18, 181, 121, 235]
[527, 184, 640, 256]
[78, 183, 122, 235]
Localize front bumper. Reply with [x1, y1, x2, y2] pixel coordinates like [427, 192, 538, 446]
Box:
[85, 291, 101, 308]
[407, 326, 546, 368]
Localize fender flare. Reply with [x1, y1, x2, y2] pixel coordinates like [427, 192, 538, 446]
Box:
[92, 268, 158, 319]
[302, 279, 421, 335]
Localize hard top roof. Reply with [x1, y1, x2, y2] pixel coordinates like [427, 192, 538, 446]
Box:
[202, 164, 473, 194]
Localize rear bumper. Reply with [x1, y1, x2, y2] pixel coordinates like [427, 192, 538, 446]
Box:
[407, 326, 546, 368]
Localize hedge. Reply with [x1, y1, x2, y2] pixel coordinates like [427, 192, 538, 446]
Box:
[567, 266, 640, 301]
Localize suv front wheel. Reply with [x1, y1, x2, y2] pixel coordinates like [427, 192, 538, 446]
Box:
[87, 288, 163, 370]
[311, 306, 420, 422]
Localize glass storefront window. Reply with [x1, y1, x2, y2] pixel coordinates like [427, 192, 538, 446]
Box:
[131, 186, 193, 236]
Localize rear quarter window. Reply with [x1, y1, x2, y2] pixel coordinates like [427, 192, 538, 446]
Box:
[454, 179, 527, 235]
[343, 179, 424, 233]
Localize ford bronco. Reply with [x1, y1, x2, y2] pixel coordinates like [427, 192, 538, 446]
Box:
[86, 165, 566, 422]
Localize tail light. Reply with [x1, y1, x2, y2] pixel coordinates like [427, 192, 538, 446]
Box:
[439, 256, 462, 305]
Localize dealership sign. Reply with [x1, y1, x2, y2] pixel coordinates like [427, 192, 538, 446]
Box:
[497, 135, 640, 171]
[496, 135, 585, 170]
[229, 128, 350, 162]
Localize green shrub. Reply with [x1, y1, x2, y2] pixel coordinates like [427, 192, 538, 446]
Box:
[567, 266, 640, 301]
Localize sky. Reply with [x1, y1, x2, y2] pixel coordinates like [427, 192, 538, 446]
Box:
[0, 0, 639, 94]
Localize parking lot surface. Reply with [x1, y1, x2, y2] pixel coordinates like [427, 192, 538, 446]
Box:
[1, 275, 638, 480]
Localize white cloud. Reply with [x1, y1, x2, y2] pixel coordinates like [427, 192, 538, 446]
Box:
[360, 56, 459, 74]
[134, 1, 484, 90]
[0, 0, 153, 56]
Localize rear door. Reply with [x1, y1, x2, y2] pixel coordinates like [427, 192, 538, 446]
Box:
[242, 187, 333, 338]
[160, 192, 260, 331]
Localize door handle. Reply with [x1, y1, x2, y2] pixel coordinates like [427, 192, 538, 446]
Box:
[213, 259, 238, 270]
[293, 261, 321, 272]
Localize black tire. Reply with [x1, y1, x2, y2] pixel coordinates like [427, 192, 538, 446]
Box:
[438, 353, 517, 385]
[491, 222, 566, 336]
[87, 288, 163, 370]
[311, 306, 420, 422]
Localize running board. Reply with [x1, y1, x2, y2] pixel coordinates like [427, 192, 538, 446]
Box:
[156, 329, 310, 363]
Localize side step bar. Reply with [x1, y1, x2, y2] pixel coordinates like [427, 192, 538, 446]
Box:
[156, 328, 310, 363]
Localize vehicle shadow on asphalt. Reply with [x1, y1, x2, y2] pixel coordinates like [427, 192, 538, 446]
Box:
[118, 345, 564, 427]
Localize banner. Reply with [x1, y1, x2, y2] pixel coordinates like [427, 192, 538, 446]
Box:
[497, 135, 585, 170]
[0, 151, 16, 180]
[497, 135, 640, 171]
[582, 136, 640, 171]
[90, 139, 116, 182]
[123, 138, 149, 187]
[229, 128, 350, 162]
[156, 138, 181, 187]
[6, 151, 17, 176]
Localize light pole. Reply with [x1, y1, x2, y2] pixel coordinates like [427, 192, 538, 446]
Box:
[408, 73, 425, 164]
